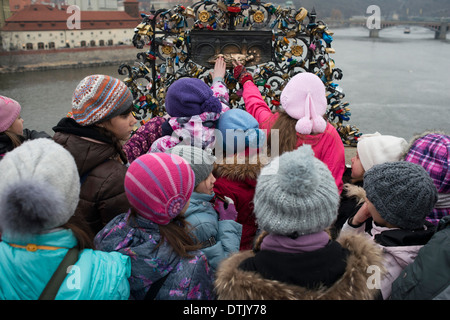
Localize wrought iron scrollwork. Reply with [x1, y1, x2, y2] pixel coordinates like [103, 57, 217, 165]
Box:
[119, 1, 361, 146]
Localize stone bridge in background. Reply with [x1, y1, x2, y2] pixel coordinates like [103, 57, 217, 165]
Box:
[328, 19, 449, 39]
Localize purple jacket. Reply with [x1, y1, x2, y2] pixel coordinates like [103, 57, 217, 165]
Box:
[123, 116, 166, 163]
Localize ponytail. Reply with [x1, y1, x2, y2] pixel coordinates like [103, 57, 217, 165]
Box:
[129, 208, 201, 259]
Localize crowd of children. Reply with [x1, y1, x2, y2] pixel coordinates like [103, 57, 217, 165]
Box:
[0, 57, 449, 300]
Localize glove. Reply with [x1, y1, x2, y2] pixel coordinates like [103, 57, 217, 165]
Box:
[214, 196, 238, 221]
[233, 65, 253, 86]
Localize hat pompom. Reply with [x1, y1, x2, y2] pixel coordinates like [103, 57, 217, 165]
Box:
[245, 128, 266, 149]
[200, 95, 222, 114]
[0, 180, 66, 235]
[295, 117, 313, 135]
[311, 115, 327, 134]
[275, 145, 319, 194]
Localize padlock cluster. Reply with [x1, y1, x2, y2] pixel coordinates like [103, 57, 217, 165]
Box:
[118, 0, 362, 146]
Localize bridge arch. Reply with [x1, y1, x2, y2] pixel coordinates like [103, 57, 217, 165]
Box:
[347, 20, 449, 39]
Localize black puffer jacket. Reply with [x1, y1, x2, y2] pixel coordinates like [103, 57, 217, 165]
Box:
[0, 129, 51, 159]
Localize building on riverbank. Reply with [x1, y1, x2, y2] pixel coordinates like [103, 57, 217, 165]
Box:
[0, 1, 140, 51]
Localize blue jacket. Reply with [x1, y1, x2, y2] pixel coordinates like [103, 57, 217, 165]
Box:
[0, 229, 131, 300]
[94, 211, 216, 300]
[185, 192, 242, 272]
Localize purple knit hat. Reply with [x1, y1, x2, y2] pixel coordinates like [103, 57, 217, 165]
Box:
[0, 95, 21, 132]
[164, 78, 222, 117]
[124, 152, 195, 225]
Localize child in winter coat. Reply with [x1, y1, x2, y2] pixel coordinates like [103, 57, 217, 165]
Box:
[94, 152, 215, 300]
[0, 139, 130, 300]
[150, 55, 230, 153]
[342, 161, 438, 299]
[401, 131, 450, 225]
[0, 95, 51, 160]
[52, 74, 137, 238]
[233, 62, 345, 194]
[166, 145, 242, 272]
[214, 145, 385, 300]
[213, 108, 268, 249]
[123, 116, 166, 163]
[390, 215, 450, 300]
[333, 132, 408, 237]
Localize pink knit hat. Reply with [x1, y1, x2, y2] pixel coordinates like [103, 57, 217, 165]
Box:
[124, 152, 195, 225]
[0, 95, 21, 132]
[280, 72, 327, 135]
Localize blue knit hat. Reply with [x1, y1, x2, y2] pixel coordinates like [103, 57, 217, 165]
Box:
[164, 78, 222, 117]
[216, 109, 266, 155]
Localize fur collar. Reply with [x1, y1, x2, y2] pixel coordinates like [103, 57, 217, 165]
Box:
[214, 232, 385, 300]
[213, 153, 268, 182]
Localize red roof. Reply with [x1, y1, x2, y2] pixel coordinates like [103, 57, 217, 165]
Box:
[2, 4, 141, 31]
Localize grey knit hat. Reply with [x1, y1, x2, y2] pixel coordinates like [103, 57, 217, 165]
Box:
[166, 145, 216, 188]
[0, 139, 80, 235]
[254, 145, 339, 236]
[364, 161, 438, 230]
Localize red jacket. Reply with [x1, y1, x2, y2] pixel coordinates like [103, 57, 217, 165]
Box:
[213, 154, 265, 250]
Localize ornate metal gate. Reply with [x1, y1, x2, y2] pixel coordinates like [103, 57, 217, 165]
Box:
[118, 1, 361, 146]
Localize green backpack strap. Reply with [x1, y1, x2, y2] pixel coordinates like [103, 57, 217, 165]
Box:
[39, 247, 80, 300]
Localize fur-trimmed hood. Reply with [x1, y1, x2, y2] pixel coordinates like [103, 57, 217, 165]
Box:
[214, 232, 385, 300]
[213, 152, 268, 182]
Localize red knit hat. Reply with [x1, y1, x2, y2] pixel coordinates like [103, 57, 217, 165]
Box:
[72, 74, 133, 126]
[124, 153, 195, 225]
[0, 95, 21, 132]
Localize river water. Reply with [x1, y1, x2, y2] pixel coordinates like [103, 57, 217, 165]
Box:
[0, 26, 449, 141]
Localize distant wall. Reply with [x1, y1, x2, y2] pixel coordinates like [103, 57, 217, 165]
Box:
[0, 45, 139, 73]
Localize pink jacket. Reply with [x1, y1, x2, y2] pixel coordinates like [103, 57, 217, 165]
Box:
[242, 81, 345, 193]
[150, 80, 230, 153]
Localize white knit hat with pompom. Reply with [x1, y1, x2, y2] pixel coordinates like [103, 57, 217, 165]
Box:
[0, 138, 80, 235]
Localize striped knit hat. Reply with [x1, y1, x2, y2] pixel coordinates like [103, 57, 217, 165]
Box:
[124, 152, 195, 225]
[72, 74, 133, 126]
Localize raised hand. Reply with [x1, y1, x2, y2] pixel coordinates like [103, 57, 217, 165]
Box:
[210, 54, 226, 80]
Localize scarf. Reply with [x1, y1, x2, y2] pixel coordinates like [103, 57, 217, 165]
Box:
[52, 117, 113, 145]
[260, 231, 330, 253]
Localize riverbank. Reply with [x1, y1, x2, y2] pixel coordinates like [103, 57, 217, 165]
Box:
[0, 45, 139, 73]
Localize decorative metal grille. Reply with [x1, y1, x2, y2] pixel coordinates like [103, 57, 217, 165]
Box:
[118, 1, 361, 146]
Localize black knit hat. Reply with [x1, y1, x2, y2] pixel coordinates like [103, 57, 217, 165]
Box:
[364, 161, 438, 230]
